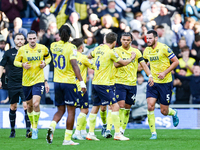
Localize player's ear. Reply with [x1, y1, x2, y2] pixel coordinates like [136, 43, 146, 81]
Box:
[155, 36, 158, 41]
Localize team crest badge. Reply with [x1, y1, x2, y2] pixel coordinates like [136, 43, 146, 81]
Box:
[168, 48, 173, 53]
[37, 49, 41, 53]
[85, 102, 88, 106]
[113, 98, 115, 101]
[122, 52, 124, 54]
[116, 95, 119, 99]
[156, 49, 159, 53]
[26, 51, 28, 53]
[106, 89, 109, 93]
[74, 88, 77, 92]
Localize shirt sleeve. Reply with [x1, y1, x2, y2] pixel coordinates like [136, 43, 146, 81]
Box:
[110, 50, 120, 62]
[82, 55, 92, 69]
[44, 46, 51, 65]
[137, 50, 144, 63]
[14, 48, 23, 67]
[0, 51, 8, 67]
[70, 48, 77, 60]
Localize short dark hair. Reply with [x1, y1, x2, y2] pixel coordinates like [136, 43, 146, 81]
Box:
[14, 33, 25, 40]
[71, 38, 83, 49]
[59, 25, 71, 43]
[195, 35, 200, 42]
[181, 45, 190, 52]
[156, 25, 164, 29]
[121, 32, 133, 40]
[27, 30, 36, 36]
[105, 32, 117, 44]
[147, 30, 158, 37]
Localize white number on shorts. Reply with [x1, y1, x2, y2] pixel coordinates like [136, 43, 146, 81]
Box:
[166, 94, 170, 103]
[41, 86, 44, 94]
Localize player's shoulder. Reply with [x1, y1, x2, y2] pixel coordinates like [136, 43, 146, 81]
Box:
[130, 47, 141, 53]
[37, 43, 48, 49]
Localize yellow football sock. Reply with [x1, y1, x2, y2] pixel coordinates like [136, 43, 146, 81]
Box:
[81, 119, 87, 130]
[89, 113, 97, 133]
[168, 108, 175, 116]
[32, 111, 40, 129]
[50, 120, 57, 131]
[64, 129, 73, 141]
[111, 111, 120, 133]
[27, 111, 33, 127]
[147, 110, 156, 133]
[76, 112, 86, 131]
[107, 110, 112, 131]
[122, 109, 130, 130]
[119, 108, 124, 127]
[100, 109, 107, 125]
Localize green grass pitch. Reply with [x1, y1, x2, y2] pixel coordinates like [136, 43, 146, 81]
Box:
[0, 129, 200, 150]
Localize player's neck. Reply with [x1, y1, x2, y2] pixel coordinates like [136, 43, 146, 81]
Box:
[152, 42, 158, 49]
[29, 44, 36, 49]
[105, 43, 113, 49]
[122, 45, 130, 50]
[15, 46, 20, 50]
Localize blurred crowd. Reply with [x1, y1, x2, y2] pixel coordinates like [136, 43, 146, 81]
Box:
[1, 0, 200, 105]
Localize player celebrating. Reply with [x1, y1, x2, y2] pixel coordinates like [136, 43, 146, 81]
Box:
[0, 33, 31, 138]
[143, 30, 179, 140]
[14, 30, 51, 139]
[71, 38, 92, 140]
[86, 32, 135, 141]
[111, 32, 154, 136]
[46, 25, 86, 145]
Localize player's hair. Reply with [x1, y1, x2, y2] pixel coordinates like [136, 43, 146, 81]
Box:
[156, 25, 164, 29]
[105, 32, 117, 44]
[71, 38, 83, 49]
[147, 30, 158, 37]
[121, 32, 133, 40]
[27, 30, 36, 36]
[14, 33, 25, 40]
[134, 12, 142, 19]
[59, 25, 71, 43]
[195, 35, 200, 42]
[181, 45, 190, 52]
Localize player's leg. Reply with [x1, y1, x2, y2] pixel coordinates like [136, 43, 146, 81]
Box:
[20, 87, 31, 138]
[46, 105, 65, 144]
[122, 86, 137, 134]
[100, 105, 107, 136]
[9, 102, 17, 138]
[159, 82, 179, 127]
[115, 84, 126, 132]
[104, 105, 112, 138]
[86, 105, 100, 141]
[73, 91, 89, 140]
[147, 97, 157, 139]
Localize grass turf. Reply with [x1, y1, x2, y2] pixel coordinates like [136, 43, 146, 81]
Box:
[0, 129, 200, 150]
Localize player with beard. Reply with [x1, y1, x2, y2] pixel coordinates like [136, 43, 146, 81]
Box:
[0, 33, 31, 138]
[143, 30, 179, 140]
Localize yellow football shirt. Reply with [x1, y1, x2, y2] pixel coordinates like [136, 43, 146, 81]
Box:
[76, 52, 92, 91]
[176, 57, 196, 76]
[50, 41, 77, 84]
[14, 43, 51, 86]
[91, 44, 120, 85]
[143, 42, 175, 83]
[115, 46, 144, 86]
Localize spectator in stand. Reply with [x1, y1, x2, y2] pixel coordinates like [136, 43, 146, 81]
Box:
[1, 0, 23, 30]
[0, 11, 9, 41]
[100, 0, 122, 28]
[173, 68, 191, 104]
[140, 0, 161, 15]
[143, 3, 160, 23]
[83, 37, 98, 55]
[194, 22, 200, 37]
[90, 0, 107, 16]
[175, 65, 200, 104]
[172, 37, 187, 59]
[185, 0, 200, 21]
[20, 0, 37, 18]
[124, 0, 140, 24]
[0, 34, 8, 103]
[65, 12, 82, 39]
[75, 0, 90, 25]
[171, 14, 183, 48]
[191, 35, 200, 64]
[50, 0, 75, 29]
[82, 13, 101, 38]
[160, 0, 184, 14]
[155, 25, 173, 47]
[176, 46, 196, 76]
[131, 29, 145, 51]
[177, 17, 195, 49]
[129, 12, 144, 33]
[8, 17, 28, 48]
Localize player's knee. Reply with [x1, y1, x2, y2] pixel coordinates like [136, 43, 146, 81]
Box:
[147, 104, 155, 111]
[10, 104, 17, 110]
[33, 101, 39, 109]
[111, 103, 120, 111]
[161, 109, 168, 116]
[100, 106, 106, 112]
